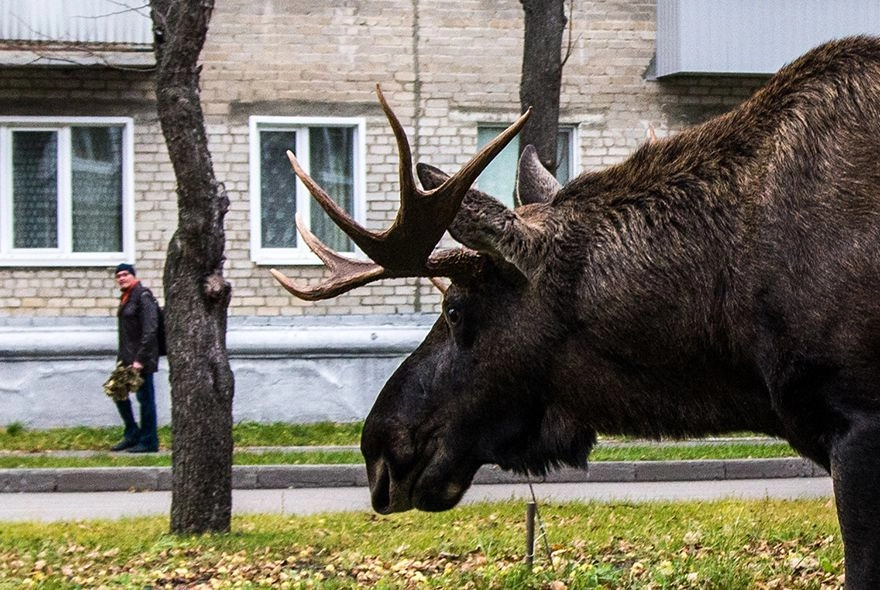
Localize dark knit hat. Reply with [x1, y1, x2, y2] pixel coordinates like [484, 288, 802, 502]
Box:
[115, 263, 136, 276]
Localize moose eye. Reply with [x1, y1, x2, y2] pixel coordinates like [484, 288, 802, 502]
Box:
[445, 306, 462, 327]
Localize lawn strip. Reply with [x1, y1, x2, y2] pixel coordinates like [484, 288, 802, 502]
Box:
[0, 442, 797, 469]
[0, 498, 843, 588]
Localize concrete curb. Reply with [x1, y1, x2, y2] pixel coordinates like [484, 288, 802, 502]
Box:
[0, 458, 827, 493]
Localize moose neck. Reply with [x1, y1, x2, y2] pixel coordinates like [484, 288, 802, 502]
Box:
[561, 151, 752, 359]
[532, 113, 792, 441]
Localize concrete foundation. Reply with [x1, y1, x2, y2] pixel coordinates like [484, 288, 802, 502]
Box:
[0, 315, 433, 428]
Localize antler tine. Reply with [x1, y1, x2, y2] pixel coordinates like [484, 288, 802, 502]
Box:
[273, 87, 529, 302]
[271, 215, 481, 301]
[370, 100, 531, 268]
[286, 150, 377, 252]
[375, 85, 418, 200]
[286, 85, 420, 265]
[270, 214, 388, 301]
[440, 107, 532, 198]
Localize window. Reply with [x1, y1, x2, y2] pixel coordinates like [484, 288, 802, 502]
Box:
[0, 117, 134, 266]
[249, 117, 365, 264]
[476, 126, 576, 208]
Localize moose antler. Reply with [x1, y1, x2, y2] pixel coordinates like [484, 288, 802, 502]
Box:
[271, 85, 531, 301]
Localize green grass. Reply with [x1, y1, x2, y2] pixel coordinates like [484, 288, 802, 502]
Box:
[0, 498, 843, 588]
[0, 422, 802, 469]
[0, 443, 798, 469]
[0, 450, 367, 469]
[589, 441, 797, 462]
[0, 421, 363, 452]
[231, 421, 363, 447]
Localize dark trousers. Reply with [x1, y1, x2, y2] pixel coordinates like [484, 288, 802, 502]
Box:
[114, 372, 158, 449]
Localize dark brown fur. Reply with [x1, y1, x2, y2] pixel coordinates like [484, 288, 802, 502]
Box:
[357, 37, 880, 588]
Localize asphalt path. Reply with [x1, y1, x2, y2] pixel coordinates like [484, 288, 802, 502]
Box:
[0, 477, 833, 523]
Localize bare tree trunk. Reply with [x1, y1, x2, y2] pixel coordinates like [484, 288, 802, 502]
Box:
[150, 0, 235, 534]
[519, 0, 567, 173]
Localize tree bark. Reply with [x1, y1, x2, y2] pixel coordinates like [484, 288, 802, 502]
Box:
[150, 0, 235, 534]
[519, 0, 567, 173]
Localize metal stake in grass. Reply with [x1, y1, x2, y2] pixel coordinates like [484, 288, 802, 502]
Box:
[525, 479, 554, 569]
[525, 501, 536, 567]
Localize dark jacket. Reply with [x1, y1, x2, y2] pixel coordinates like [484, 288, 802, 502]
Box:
[117, 282, 160, 374]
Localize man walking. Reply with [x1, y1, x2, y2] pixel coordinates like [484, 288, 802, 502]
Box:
[110, 263, 160, 453]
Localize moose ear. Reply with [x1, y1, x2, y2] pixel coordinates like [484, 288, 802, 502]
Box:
[516, 144, 561, 206]
[417, 162, 540, 280]
[416, 163, 450, 191]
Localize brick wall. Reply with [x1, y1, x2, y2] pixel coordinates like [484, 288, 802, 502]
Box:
[0, 67, 165, 316]
[0, 0, 768, 319]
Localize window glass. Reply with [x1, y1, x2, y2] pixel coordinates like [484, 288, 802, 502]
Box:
[259, 130, 298, 248]
[309, 127, 354, 252]
[476, 128, 519, 207]
[476, 127, 573, 208]
[555, 132, 571, 187]
[12, 131, 58, 249]
[71, 126, 123, 252]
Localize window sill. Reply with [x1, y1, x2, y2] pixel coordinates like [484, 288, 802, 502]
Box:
[0, 255, 129, 268]
[250, 251, 365, 267]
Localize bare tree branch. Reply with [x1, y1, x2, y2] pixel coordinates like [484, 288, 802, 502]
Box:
[2, 2, 154, 71]
[560, 0, 581, 68]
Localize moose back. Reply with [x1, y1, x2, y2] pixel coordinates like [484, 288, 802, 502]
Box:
[273, 36, 880, 589]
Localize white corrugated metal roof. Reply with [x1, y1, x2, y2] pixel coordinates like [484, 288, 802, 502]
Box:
[657, 0, 880, 76]
[0, 0, 152, 45]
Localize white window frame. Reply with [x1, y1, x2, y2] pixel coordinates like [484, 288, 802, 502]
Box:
[0, 116, 135, 267]
[552, 125, 579, 186]
[249, 116, 367, 265]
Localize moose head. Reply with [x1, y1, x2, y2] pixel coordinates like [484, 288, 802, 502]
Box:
[271, 88, 600, 513]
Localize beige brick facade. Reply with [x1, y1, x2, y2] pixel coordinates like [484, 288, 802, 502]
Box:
[0, 0, 767, 319]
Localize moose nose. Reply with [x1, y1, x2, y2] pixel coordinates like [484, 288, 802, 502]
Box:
[361, 415, 418, 514]
[361, 409, 417, 472]
[367, 459, 394, 514]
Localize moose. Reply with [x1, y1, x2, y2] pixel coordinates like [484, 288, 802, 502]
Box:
[272, 36, 880, 587]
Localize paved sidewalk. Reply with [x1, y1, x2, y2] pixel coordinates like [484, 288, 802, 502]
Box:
[0, 477, 833, 522]
[0, 445, 834, 521]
